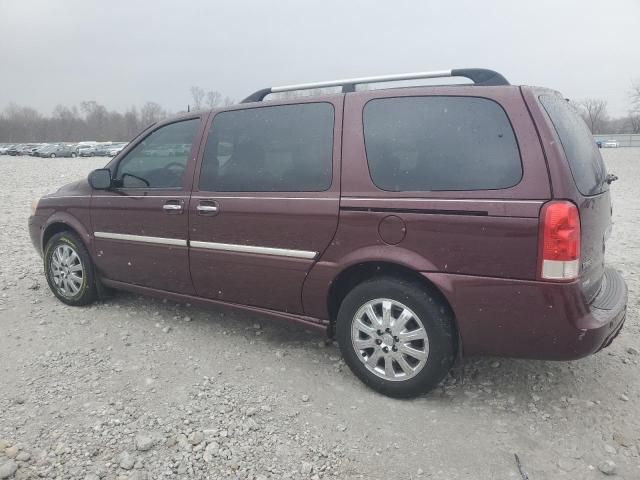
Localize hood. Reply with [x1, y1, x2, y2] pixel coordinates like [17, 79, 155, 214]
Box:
[47, 177, 93, 198]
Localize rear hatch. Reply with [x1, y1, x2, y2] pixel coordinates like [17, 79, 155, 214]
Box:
[537, 93, 611, 301]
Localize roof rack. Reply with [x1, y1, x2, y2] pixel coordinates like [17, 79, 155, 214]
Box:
[241, 68, 509, 103]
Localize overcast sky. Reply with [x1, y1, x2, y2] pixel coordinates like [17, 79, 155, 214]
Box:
[1, 0, 639, 117]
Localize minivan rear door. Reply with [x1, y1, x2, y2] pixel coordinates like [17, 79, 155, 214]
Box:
[187, 97, 343, 314]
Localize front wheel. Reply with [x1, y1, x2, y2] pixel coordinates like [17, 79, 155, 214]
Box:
[336, 277, 456, 398]
[44, 231, 97, 306]
[71, 152, 77, 158]
[50, 153, 56, 158]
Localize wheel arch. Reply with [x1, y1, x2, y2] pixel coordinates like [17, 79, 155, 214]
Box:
[42, 222, 75, 250]
[326, 261, 459, 340]
[41, 214, 93, 256]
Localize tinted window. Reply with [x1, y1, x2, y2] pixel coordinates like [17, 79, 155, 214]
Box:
[363, 96, 522, 191]
[199, 103, 334, 192]
[539, 94, 607, 196]
[116, 119, 199, 188]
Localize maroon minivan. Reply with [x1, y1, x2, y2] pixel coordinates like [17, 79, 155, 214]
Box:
[29, 68, 627, 397]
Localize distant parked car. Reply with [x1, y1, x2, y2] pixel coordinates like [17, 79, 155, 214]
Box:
[602, 139, 619, 148]
[76, 141, 98, 150]
[78, 145, 98, 157]
[29, 145, 47, 156]
[0, 144, 14, 155]
[93, 144, 116, 156]
[107, 143, 127, 156]
[17, 144, 39, 155]
[7, 145, 20, 156]
[36, 144, 77, 158]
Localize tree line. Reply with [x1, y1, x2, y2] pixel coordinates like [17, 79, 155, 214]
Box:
[572, 79, 640, 135]
[0, 87, 233, 143]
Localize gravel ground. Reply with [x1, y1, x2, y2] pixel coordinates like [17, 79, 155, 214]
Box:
[0, 149, 639, 480]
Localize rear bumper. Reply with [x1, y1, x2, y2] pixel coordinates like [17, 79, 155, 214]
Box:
[423, 267, 627, 360]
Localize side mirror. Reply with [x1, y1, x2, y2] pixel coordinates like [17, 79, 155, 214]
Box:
[88, 168, 112, 190]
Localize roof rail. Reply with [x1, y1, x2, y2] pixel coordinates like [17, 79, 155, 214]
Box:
[241, 68, 509, 103]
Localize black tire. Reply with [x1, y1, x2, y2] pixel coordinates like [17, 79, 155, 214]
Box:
[336, 277, 456, 398]
[44, 231, 97, 306]
[50, 153, 56, 158]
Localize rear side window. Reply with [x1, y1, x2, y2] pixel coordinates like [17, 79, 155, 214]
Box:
[539, 94, 607, 196]
[363, 96, 522, 191]
[199, 103, 334, 192]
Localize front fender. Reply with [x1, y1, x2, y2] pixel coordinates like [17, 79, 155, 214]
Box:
[40, 211, 94, 258]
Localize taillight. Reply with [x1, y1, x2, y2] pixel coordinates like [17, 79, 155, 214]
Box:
[539, 201, 580, 281]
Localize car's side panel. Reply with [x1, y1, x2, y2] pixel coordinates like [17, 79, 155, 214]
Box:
[302, 211, 541, 320]
[90, 113, 209, 294]
[303, 87, 550, 320]
[31, 179, 95, 253]
[34, 205, 93, 255]
[187, 97, 343, 314]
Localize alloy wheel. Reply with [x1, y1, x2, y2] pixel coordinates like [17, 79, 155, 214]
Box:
[351, 298, 429, 381]
[50, 244, 84, 297]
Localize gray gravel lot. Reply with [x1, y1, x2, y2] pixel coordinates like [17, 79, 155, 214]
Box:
[0, 149, 639, 479]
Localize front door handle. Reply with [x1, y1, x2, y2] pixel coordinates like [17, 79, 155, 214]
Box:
[163, 200, 184, 214]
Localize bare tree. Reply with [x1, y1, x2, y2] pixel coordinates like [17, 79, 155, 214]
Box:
[0, 88, 231, 142]
[123, 106, 141, 139]
[579, 98, 609, 134]
[206, 90, 222, 108]
[190, 86, 206, 111]
[140, 102, 166, 127]
[630, 79, 640, 112]
[627, 80, 640, 134]
[627, 115, 640, 134]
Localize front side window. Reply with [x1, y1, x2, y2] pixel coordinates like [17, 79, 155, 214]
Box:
[115, 118, 200, 188]
[199, 103, 334, 192]
[363, 96, 522, 191]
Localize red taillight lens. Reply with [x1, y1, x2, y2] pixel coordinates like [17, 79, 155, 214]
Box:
[539, 201, 580, 280]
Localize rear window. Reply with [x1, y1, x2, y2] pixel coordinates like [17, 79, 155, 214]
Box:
[539, 94, 607, 196]
[363, 96, 522, 191]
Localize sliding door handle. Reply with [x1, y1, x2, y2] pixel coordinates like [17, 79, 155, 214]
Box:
[196, 200, 220, 216]
[196, 205, 218, 213]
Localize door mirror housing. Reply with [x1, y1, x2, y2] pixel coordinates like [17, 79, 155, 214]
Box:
[88, 168, 112, 190]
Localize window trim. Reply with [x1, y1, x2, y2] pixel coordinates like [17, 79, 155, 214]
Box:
[109, 116, 203, 191]
[361, 95, 524, 193]
[196, 101, 336, 193]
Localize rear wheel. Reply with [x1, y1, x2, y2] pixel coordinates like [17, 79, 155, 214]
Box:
[44, 231, 97, 306]
[50, 153, 56, 158]
[71, 152, 77, 158]
[336, 277, 456, 398]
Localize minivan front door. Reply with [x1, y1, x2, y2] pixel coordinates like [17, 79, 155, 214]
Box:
[188, 100, 342, 313]
[91, 116, 206, 293]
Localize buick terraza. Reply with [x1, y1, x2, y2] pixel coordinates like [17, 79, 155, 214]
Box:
[29, 68, 627, 397]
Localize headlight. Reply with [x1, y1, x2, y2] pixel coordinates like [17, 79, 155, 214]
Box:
[30, 197, 40, 216]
